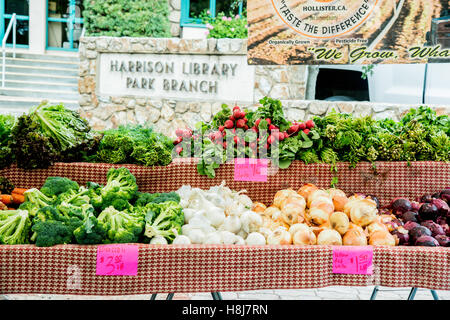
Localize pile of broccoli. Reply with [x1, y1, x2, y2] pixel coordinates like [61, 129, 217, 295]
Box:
[0, 167, 184, 246]
[92, 125, 173, 167]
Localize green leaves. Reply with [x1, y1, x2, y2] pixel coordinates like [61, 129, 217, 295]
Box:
[84, 0, 171, 37]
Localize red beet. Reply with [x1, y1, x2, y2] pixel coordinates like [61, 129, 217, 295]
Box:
[430, 198, 450, 216]
[435, 235, 450, 247]
[391, 228, 410, 246]
[404, 221, 420, 231]
[421, 220, 445, 237]
[391, 198, 412, 216]
[418, 203, 439, 221]
[410, 226, 432, 243]
[415, 235, 440, 247]
[224, 120, 234, 129]
[402, 211, 419, 223]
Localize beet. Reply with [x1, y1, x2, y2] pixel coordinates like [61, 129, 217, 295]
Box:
[391, 228, 410, 246]
[410, 201, 421, 212]
[415, 235, 440, 247]
[391, 198, 412, 216]
[404, 221, 420, 231]
[402, 211, 419, 223]
[432, 192, 441, 199]
[435, 235, 450, 247]
[420, 220, 445, 237]
[409, 226, 432, 243]
[430, 199, 450, 216]
[418, 203, 439, 221]
[441, 189, 450, 203]
[420, 194, 433, 203]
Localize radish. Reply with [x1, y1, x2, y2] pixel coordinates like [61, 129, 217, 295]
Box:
[233, 109, 242, 119]
[224, 120, 234, 129]
[175, 128, 184, 137]
[266, 118, 272, 125]
[267, 135, 275, 144]
[298, 123, 306, 130]
[233, 105, 240, 111]
[229, 115, 235, 121]
[305, 120, 315, 129]
[303, 129, 310, 135]
[223, 142, 227, 148]
[288, 124, 299, 134]
[219, 126, 225, 132]
[182, 130, 192, 138]
[269, 124, 278, 131]
[244, 124, 249, 130]
[234, 136, 241, 144]
[251, 126, 258, 133]
[243, 117, 248, 123]
[255, 118, 261, 127]
[236, 119, 246, 128]
[176, 146, 183, 154]
[173, 136, 183, 145]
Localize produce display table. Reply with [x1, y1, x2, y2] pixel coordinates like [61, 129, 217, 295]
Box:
[0, 160, 449, 295]
[0, 244, 449, 295]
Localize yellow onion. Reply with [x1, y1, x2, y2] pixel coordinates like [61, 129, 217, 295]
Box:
[280, 194, 306, 210]
[273, 189, 298, 208]
[297, 183, 319, 202]
[329, 211, 350, 235]
[281, 202, 306, 225]
[293, 228, 317, 245]
[307, 207, 329, 226]
[369, 230, 396, 246]
[310, 196, 335, 215]
[288, 223, 311, 237]
[366, 221, 389, 236]
[261, 215, 274, 229]
[307, 189, 331, 207]
[264, 206, 281, 219]
[343, 228, 368, 246]
[328, 188, 348, 212]
[349, 199, 378, 227]
[317, 229, 343, 245]
[252, 202, 267, 214]
[267, 228, 292, 245]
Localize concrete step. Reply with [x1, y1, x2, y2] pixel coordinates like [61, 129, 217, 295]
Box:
[3, 72, 78, 85]
[2, 79, 78, 91]
[2, 64, 79, 77]
[0, 96, 79, 115]
[0, 57, 79, 69]
[0, 87, 79, 101]
[5, 51, 79, 63]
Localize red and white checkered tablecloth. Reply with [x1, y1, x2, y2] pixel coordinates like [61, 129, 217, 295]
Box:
[0, 160, 449, 295]
[0, 244, 449, 295]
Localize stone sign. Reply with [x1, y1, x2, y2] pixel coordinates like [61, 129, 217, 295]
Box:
[98, 53, 255, 102]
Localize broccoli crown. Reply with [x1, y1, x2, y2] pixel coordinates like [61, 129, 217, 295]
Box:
[0, 209, 31, 245]
[22, 188, 55, 216]
[134, 192, 180, 207]
[101, 167, 138, 202]
[97, 206, 144, 243]
[31, 220, 73, 247]
[56, 186, 90, 207]
[143, 201, 184, 243]
[57, 202, 95, 220]
[73, 213, 107, 245]
[40, 177, 79, 198]
[86, 181, 103, 210]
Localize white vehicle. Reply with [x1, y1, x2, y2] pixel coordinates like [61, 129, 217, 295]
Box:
[307, 63, 450, 104]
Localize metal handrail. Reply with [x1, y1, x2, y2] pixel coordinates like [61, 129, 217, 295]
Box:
[2, 13, 17, 88]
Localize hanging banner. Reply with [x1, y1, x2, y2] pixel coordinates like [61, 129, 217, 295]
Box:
[247, 0, 450, 65]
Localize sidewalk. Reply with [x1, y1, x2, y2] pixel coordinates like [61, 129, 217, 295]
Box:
[2, 286, 449, 300]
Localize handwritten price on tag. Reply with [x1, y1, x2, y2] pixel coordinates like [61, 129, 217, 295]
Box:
[332, 246, 373, 275]
[96, 244, 139, 276]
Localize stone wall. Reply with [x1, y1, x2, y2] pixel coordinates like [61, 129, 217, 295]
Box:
[78, 37, 308, 137]
[78, 37, 449, 139]
[168, 0, 181, 37]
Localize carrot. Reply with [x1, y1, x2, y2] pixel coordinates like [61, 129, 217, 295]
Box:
[11, 188, 28, 195]
[0, 195, 13, 205]
[11, 193, 25, 204]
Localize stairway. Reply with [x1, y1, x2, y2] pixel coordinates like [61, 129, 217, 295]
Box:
[0, 51, 79, 116]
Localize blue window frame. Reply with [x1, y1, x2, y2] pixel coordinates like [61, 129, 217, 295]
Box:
[180, 0, 243, 28]
[0, 0, 29, 48]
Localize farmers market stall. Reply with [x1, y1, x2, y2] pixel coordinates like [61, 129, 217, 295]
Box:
[0, 160, 449, 295]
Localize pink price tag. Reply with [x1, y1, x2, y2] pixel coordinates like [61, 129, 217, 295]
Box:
[96, 244, 139, 276]
[234, 158, 269, 182]
[332, 246, 373, 275]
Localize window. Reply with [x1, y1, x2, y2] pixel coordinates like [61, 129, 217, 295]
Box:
[180, 0, 244, 27]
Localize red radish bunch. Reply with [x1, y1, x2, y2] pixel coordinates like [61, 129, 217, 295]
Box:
[286, 119, 315, 137]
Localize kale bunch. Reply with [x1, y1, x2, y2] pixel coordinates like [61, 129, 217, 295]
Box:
[9, 102, 101, 169]
[94, 124, 173, 166]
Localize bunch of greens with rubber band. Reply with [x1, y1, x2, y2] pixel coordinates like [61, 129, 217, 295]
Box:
[8, 101, 102, 169]
[92, 124, 173, 167]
